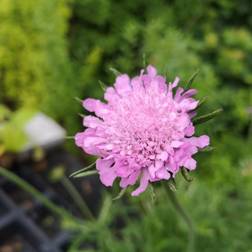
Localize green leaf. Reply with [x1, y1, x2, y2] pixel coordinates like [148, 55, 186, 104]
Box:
[149, 184, 156, 204]
[78, 113, 85, 118]
[200, 146, 215, 152]
[49, 165, 65, 182]
[72, 170, 98, 178]
[113, 188, 127, 201]
[167, 179, 177, 192]
[11, 108, 36, 127]
[99, 80, 107, 91]
[0, 124, 27, 152]
[109, 67, 121, 76]
[0, 104, 11, 122]
[74, 97, 83, 104]
[185, 69, 200, 89]
[98, 195, 112, 225]
[181, 168, 193, 182]
[197, 96, 207, 109]
[142, 53, 147, 68]
[70, 161, 97, 178]
[65, 136, 75, 140]
[193, 108, 223, 125]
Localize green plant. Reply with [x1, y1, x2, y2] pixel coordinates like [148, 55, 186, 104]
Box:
[0, 106, 35, 153]
[0, 0, 81, 134]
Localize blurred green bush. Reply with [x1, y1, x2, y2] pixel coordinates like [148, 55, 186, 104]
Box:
[0, 105, 35, 153]
[0, 0, 80, 133]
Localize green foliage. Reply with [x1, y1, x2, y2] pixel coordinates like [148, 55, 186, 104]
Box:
[76, 175, 252, 252]
[0, 0, 81, 134]
[218, 28, 252, 85]
[0, 106, 35, 153]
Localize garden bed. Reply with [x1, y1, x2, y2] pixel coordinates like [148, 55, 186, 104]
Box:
[0, 147, 101, 252]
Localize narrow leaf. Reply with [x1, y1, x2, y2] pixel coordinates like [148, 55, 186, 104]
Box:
[74, 97, 83, 104]
[113, 188, 127, 201]
[193, 108, 223, 125]
[185, 69, 200, 90]
[167, 179, 177, 192]
[70, 161, 96, 178]
[149, 185, 156, 204]
[200, 146, 215, 152]
[72, 170, 98, 178]
[65, 136, 75, 140]
[98, 195, 112, 225]
[181, 168, 193, 182]
[99, 80, 107, 91]
[142, 53, 146, 68]
[78, 113, 85, 118]
[197, 96, 207, 109]
[109, 67, 121, 76]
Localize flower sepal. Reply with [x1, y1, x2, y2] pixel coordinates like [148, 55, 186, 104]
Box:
[193, 108, 223, 125]
[113, 187, 127, 201]
[181, 167, 193, 182]
[167, 178, 177, 192]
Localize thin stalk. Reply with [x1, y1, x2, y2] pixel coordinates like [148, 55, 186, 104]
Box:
[164, 184, 195, 252]
[68, 231, 86, 252]
[0, 167, 81, 226]
[62, 176, 94, 220]
[70, 161, 96, 178]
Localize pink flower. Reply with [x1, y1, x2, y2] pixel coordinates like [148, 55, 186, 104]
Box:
[75, 65, 210, 196]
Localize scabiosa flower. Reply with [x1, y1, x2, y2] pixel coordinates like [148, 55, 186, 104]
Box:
[75, 65, 210, 196]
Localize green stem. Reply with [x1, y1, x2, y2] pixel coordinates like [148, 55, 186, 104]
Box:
[165, 185, 195, 252]
[62, 176, 94, 220]
[0, 167, 81, 227]
[68, 232, 86, 252]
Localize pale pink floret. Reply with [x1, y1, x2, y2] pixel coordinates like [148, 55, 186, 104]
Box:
[75, 65, 209, 196]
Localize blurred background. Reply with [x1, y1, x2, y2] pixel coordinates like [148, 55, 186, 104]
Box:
[0, 0, 252, 251]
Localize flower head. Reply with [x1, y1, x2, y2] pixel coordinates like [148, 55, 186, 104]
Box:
[75, 65, 209, 196]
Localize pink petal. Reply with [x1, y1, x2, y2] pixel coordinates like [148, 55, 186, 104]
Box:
[148, 160, 163, 178]
[197, 135, 210, 148]
[185, 123, 195, 136]
[83, 116, 103, 128]
[157, 151, 169, 161]
[104, 87, 118, 102]
[115, 160, 132, 178]
[147, 65, 157, 77]
[150, 80, 160, 92]
[148, 165, 156, 178]
[96, 159, 117, 186]
[156, 168, 171, 179]
[83, 99, 109, 117]
[156, 76, 167, 93]
[172, 77, 180, 88]
[183, 89, 197, 98]
[171, 141, 183, 148]
[167, 156, 179, 174]
[131, 170, 150, 196]
[120, 170, 141, 188]
[179, 99, 199, 111]
[115, 74, 131, 95]
[75, 132, 85, 147]
[188, 135, 210, 148]
[184, 158, 197, 170]
[174, 87, 184, 101]
[131, 77, 145, 92]
[83, 98, 97, 112]
[83, 136, 105, 148]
